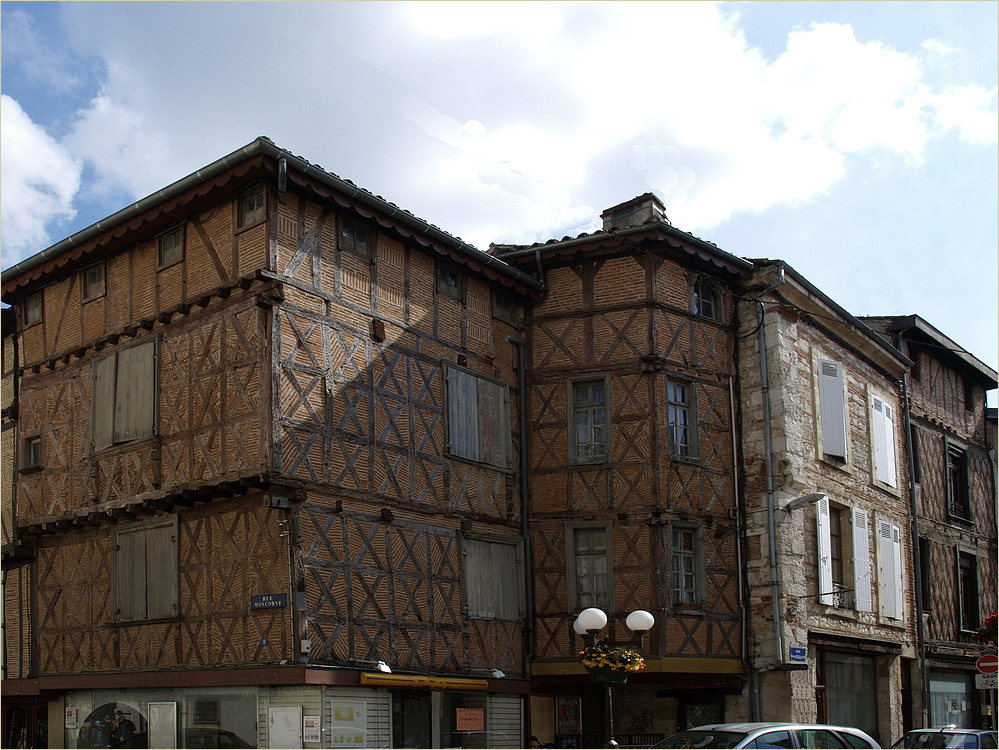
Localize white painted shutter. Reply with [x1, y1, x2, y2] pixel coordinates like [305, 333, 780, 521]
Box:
[816, 496, 835, 605]
[891, 523, 904, 618]
[852, 508, 872, 612]
[818, 359, 847, 459]
[878, 520, 904, 619]
[872, 396, 898, 487]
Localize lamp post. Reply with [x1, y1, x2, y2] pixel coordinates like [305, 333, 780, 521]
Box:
[573, 607, 655, 748]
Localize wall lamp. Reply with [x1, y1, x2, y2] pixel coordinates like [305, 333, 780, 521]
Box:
[572, 607, 655, 647]
[783, 492, 825, 514]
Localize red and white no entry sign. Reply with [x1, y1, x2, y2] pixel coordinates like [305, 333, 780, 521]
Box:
[977, 654, 998, 674]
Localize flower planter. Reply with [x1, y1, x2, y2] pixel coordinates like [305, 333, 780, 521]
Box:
[585, 666, 630, 683]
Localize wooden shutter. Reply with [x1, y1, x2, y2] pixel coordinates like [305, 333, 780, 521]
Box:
[872, 396, 897, 487]
[93, 353, 117, 450]
[818, 359, 847, 459]
[447, 366, 480, 461]
[114, 339, 156, 443]
[816, 496, 834, 605]
[878, 519, 903, 619]
[145, 519, 179, 619]
[852, 508, 872, 612]
[115, 526, 148, 621]
[465, 538, 520, 619]
[478, 378, 511, 468]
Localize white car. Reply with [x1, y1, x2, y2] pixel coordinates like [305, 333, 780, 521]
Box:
[651, 722, 881, 749]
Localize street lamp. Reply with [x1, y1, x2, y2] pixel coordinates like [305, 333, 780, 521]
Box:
[572, 607, 655, 747]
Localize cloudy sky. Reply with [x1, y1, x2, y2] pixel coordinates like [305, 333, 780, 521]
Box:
[2, 1, 997, 380]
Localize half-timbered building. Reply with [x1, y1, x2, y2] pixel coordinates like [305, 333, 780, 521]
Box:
[1, 137, 542, 748]
[860, 315, 998, 730]
[493, 194, 753, 747]
[737, 263, 915, 746]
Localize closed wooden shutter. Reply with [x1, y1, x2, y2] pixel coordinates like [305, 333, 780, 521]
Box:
[114, 339, 156, 443]
[816, 496, 834, 605]
[872, 396, 897, 487]
[478, 378, 510, 468]
[852, 508, 872, 612]
[447, 365, 512, 468]
[465, 538, 521, 619]
[448, 366, 480, 461]
[145, 519, 179, 619]
[115, 526, 148, 621]
[93, 353, 117, 450]
[818, 359, 847, 459]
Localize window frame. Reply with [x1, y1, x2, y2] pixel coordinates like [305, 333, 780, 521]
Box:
[956, 548, 980, 633]
[567, 374, 612, 465]
[669, 523, 705, 608]
[112, 514, 179, 623]
[157, 225, 185, 269]
[566, 522, 613, 611]
[338, 216, 373, 262]
[816, 497, 872, 611]
[945, 439, 972, 521]
[444, 363, 512, 470]
[81, 262, 106, 303]
[492, 290, 518, 326]
[436, 262, 467, 302]
[236, 185, 266, 230]
[964, 378, 976, 413]
[691, 276, 723, 322]
[23, 291, 43, 327]
[93, 338, 158, 451]
[666, 378, 699, 460]
[461, 534, 525, 620]
[23, 435, 42, 470]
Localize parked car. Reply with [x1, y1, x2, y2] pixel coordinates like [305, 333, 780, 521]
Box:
[651, 722, 880, 749]
[892, 728, 998, 749]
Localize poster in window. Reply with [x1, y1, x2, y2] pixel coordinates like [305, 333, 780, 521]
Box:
[456, 708, 485, 732]
[556, 696, 581, 735]
[65, 708, 78, 729]
[331, 702, 365, 747]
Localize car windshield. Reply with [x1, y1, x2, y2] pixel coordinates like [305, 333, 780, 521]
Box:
[654, 730, 749, 748]
[896, 732, 982, 749]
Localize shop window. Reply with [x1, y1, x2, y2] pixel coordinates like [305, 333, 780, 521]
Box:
[946, 442, 971, 521]
[667, 379, 698, 459]
[158, 226, 185, 268]
[567, 524, 611, 610]
[113, 515, 179, 621]
[23, 291, 43, 326]
[817, 498, 873, 611]
[692, 277, 722, 321]
[82, 262, 105, 302]
[437, 263, 466, 302]
[816, 358, 848, 462]
[670, 525, 704, 606]
[93, 339, 157, 451]
[463, 537, 523, 620]
[568, 376, 610, 464]
[339, 218, 372, 262]
[445, 364, 511, 468]
[237, 186, 265, 229]
[957, 550, 979, 632]
[877, 519, 904, 620]
[869, 392, 898, 488]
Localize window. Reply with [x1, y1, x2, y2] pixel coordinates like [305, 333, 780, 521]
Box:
[878, 519, 904, 620]
[667, 380, 697, 458]
[158, 226, 185, 268]
[946, 443, 971, 520]
[569, 377, 610, 464]
[23, 436, 42, 468]
[445, 364, 511, 468]
[745, 731, 792, 749]
[817, 358, 848, 461]
[237, 186, 265, 229]
[93, 339, 157, 450]
[670, 526, 703, 606]
[493, 291, 518, 325]
[910, 425, 922, 485]
[339, 218, 372, 261]
[817, 498, 872, 611]
[964, 379, 975, 412]
[919, 538, 932, 613]
[568, 525, 611, 609]
[114, 515, 178, 621]
[437, 263, 466, 302]
[82, 263, 105, 302]
[463, 537, 523, 619]
[957, 551, 979, 632]
[23, 292, 43, 326]
[870, 392, 897, 487]
[692, 277, 722, 321]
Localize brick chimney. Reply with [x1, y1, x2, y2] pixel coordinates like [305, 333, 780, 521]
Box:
[600, 193, 667, 231]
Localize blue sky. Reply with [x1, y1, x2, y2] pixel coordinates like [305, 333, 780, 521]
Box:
[2, 1, 996, 383]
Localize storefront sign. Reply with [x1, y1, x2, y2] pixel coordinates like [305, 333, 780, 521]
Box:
[251, 594, 288, 610]
[456, 708, 484, 732]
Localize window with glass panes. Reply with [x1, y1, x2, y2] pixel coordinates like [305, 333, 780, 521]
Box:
[571, 379, 608, 463]
[574, 527, 609, 609]
[667, 380, 693, 457]
[671, 528, 696, 604]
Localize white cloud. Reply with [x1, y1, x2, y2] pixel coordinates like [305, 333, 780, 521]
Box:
[0, 96, 82, 265]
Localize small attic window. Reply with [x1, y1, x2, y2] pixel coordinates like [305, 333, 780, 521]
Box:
[82, 263, 105, 302]
[692, 277, 721, 321]
[238, 186, 266, 229]
[339, 218, 372, 262]
[158, 226, 185, 269]
[23, 292, 43, 327]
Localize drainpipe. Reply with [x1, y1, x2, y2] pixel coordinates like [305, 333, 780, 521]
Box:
[756, 269, 786, 677]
